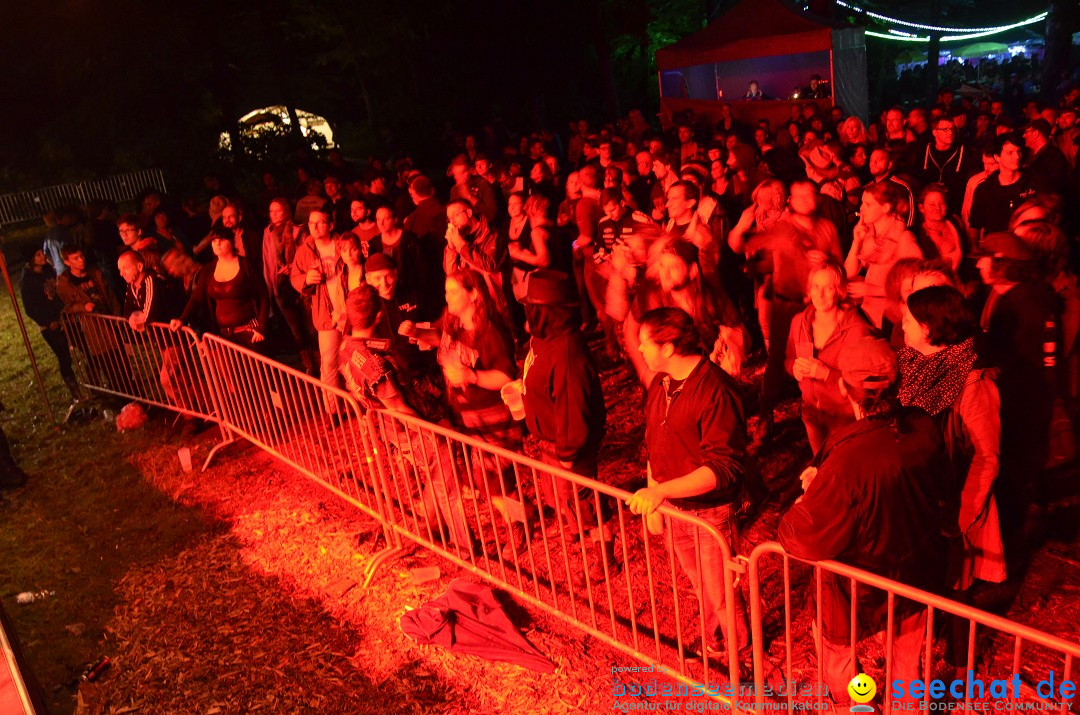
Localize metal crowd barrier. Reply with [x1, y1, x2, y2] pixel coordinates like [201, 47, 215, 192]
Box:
[57, 312, 1080, 708]
[197, 333, 401, 584]
[748, 541, 1080, 712]
[0, 169, 167, 226]
[365, 408, 744, 694]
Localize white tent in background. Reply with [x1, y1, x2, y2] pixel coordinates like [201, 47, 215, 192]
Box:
[219, 105, 335, 150]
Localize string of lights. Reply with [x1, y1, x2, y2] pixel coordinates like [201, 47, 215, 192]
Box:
[834, 0, 1047, 43]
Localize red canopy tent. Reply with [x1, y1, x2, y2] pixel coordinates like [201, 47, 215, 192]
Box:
[656, 0, 867, 126]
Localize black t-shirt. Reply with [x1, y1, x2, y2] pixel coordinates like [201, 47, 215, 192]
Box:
[968, 171, 1043, 234]
[71, 273, 106, 309]
[439, 318, 516, 412]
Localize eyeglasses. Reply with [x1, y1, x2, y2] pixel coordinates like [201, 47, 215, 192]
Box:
[934, 127, 955, 133]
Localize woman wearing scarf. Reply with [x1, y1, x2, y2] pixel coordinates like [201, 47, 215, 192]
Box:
[898, 285, 1005, 672]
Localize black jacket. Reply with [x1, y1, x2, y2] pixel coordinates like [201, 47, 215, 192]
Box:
[20, 267, 64, 328]
[778, 407, 953, 640]
[523, 332, 606, 464]
[645, 357, 746, 508]
[779, 407, 952, 585]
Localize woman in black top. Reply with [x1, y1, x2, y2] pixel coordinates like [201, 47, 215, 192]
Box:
[171, 225, 269, 352]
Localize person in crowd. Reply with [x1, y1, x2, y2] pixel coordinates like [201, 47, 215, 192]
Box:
[374, 205, 424, 296]
[973, 231, 1057, 552]
[449, 155, 498, 224]
[335, 233, 367, 329]
[117, 213, 167, 277]
[505, 191, 552, 314]
[401, 268, 526, 559]
[364, 252, 436, 384]
[348, 197, 381, 256]
[56, 244, 125, 388]
[339, 284, 475, 557]
[913, 183, 964, 271]
[961, 144, 999, 231]
[322, 175, 351, 230]
[404, 175, 447, 257]
[845, 181, 923, 330]
[779, 337, 952, 707]
[294, 178, 326, 226]
[118, 250, 203, 432]
[262, 198, 315, 373]
[746, 179, 843, 427]
[290, 205, 347, 403]
[786, 262, 873, 454]
[1023, 118, 1070, 195]
[42, 206, 81, 277]
[899, 284, 1006, 673]
[968, 134, 1043, 242]
[21, 248, 81, 400]
[626, 307, 751, 670]
[443, 199, 506, 309]
[172, 225, 269, 351]
[162, 247, 204, 297]
[919, 116, 978, 216]
[147, 207, 189, 254]
[743, 80, 764, 101]
[865, 148, 916, 227]
[515, 271, 614, 582]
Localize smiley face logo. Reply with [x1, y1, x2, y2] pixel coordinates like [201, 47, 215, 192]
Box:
[848, 673, 877, 704]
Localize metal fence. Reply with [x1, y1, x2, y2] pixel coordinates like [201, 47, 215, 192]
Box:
[0, 169, 167, 225]
[747, 541, 1080, 712]
[59, 311, 1080, 708]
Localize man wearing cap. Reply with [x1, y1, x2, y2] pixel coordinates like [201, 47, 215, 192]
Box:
[1023, 118, 1069, 195]
[627, 306, 751, 670]
[779, 337, 952, 706]
[974, 231, 1057, 548]
[516, 271, 614, 581]
[364, 252, 437, 381]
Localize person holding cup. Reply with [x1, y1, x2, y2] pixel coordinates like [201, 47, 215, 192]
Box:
[785, 262, 873, 454]
[516, 271, 612, 576]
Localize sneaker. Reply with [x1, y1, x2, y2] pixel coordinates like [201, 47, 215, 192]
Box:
[682, 636, 726, 664]
[500, 522, 529, 561]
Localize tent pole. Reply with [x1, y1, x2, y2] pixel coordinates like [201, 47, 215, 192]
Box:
[0, 233, 56, 425]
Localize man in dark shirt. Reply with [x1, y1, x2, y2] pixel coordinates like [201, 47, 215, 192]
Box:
[21, 249, 80, 400]
[1023, 118, 1069, 196]
[968, 134, 1043, 243]
[919, 117, 979, 216]
[627, 307, 750, 671]
[778, 338, 952, 706]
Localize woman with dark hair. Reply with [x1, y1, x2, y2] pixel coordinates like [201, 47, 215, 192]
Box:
[786, 262, 873, 454]
[900, 285, 1005, 588]
[914, 184, 963, 271]
[899, 284, 1005, 673]
[171, 225, 269, 351]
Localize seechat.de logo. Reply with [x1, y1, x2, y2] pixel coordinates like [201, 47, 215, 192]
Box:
[849, 673, 878, 713]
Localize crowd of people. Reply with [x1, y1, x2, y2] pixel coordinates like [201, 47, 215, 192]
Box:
[21, 81, 1080, 698]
